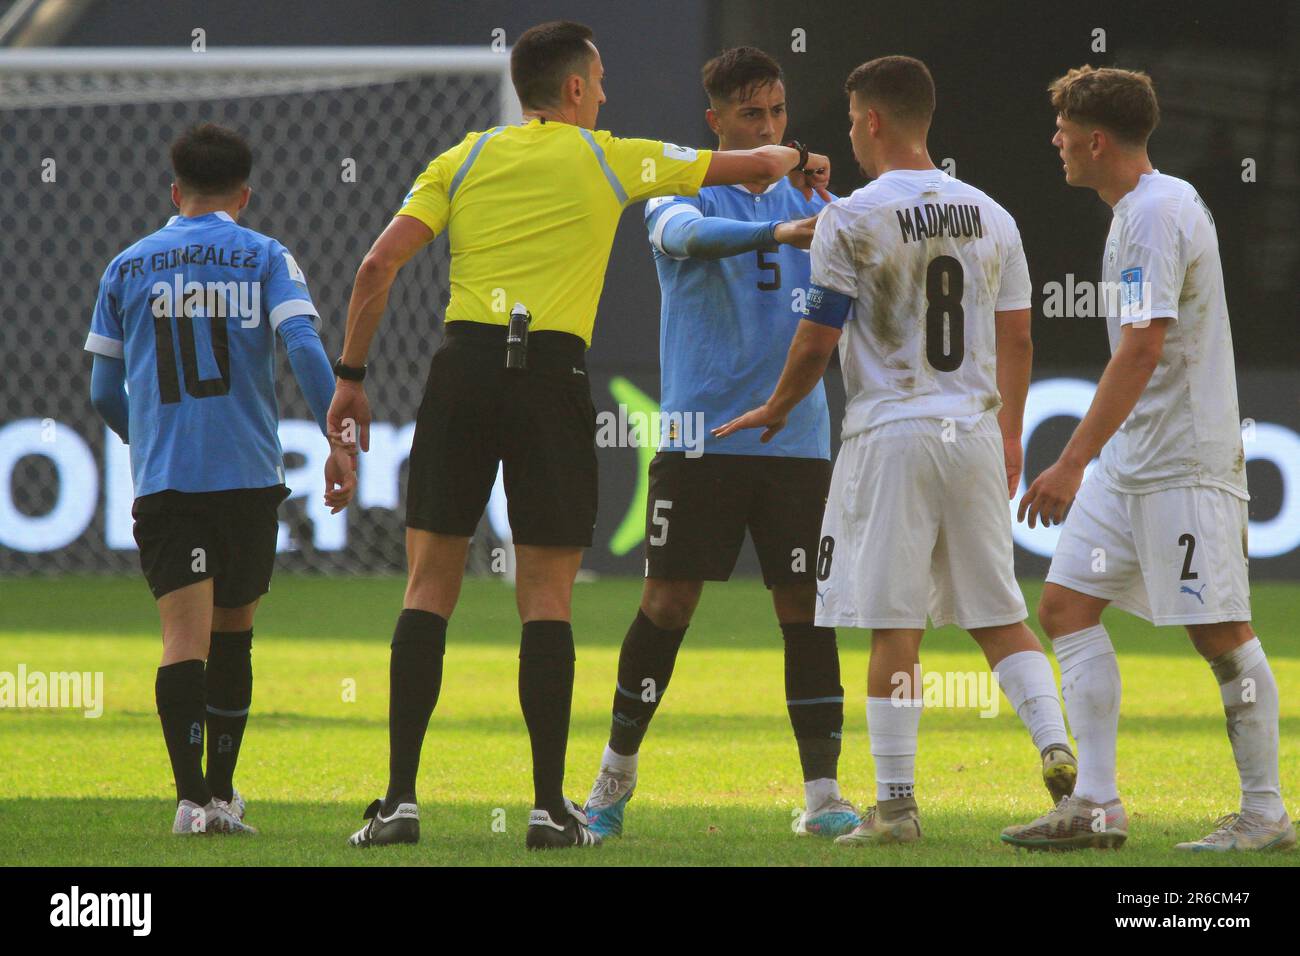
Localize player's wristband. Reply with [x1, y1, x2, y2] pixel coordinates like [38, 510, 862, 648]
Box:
[785, 140, 810, 173]
[333, 357, 367, 382]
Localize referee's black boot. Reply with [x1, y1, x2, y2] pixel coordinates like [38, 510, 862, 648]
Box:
[348, 798, 419, 847]
[525, 798, 601, 850]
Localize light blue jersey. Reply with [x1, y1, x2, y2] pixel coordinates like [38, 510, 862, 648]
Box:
[84, 211, 319, 496]
[645, 180, 830, 459]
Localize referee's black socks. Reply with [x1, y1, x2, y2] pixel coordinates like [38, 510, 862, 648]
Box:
[204, 629, 253, 802]
[383, 609, 447, 813]
[156, 659, 211, 806]
[781, 623, 845, 781]
[518, 620, 576, 820]
[608, 610, 688, 756]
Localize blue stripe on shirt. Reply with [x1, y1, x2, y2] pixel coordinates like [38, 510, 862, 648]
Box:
[579, 128, 630, 205]
[448, 127, 504, 201]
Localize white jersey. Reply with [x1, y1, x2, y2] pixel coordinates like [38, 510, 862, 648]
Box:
[809, 168, 1031, 439]
[1097, 170, 1247, 499]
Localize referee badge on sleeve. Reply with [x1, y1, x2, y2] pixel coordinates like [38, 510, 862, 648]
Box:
[663, 143, 698, 162]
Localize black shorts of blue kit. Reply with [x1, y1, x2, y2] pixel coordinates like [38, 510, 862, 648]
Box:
[405, 320, 598, 548]
[643, 451, 831, 588]
[132, 484, 290, 607]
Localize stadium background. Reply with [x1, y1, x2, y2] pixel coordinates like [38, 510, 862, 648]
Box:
[1, 0, 1297, 581]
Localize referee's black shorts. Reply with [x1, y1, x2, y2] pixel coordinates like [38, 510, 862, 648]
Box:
[406, 320, 598, 548]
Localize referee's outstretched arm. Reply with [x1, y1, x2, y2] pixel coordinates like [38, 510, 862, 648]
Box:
[701, 144, 824, 187]
[326, 135, 819, 448]
[325, 136, 822, 447]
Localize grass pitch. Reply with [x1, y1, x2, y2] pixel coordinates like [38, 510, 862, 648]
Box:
[1, 575, 1296, 867]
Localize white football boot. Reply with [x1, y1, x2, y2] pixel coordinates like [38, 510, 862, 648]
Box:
[584, 764, 636, 839]
[795, 794, 861, 838]
[1000, 794, 1126, 850]
[172, 797, 257, 835]
[1175, 811, 1296, 852]
[834, 796, 921, 846]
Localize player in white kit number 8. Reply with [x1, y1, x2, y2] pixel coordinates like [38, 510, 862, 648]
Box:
[716, 56, 1076, 847]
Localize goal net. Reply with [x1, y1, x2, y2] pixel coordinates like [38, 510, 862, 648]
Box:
[0, 47, 520, 576]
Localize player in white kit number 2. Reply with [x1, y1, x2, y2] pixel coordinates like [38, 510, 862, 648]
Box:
[1003, 67, 1292, 852]
[716, 56, 1076, 847]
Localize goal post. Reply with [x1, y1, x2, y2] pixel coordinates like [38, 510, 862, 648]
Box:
[0, 47, 521, 120]
[0, 47, 520, 576]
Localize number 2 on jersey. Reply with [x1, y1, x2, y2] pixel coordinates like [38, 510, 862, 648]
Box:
[924, 255, 964, 372]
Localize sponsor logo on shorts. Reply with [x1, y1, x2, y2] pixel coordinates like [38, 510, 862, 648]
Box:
[1180, 582, 1208, 604]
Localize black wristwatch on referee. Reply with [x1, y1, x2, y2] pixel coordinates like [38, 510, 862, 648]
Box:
[785, 139, 810, 174]
[333, 356, 367, 382]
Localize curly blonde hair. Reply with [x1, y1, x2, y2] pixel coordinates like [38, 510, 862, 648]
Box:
[1048, 65, 1159, 146]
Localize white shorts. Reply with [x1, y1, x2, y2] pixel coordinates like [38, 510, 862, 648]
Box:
[1045, 477, 1251, 626]
[815, 414, 1027, 631]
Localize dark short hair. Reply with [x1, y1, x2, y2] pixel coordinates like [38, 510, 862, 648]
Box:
[1048, 65, 1159, 146]
[844, 55, 935, 125]
[701, 46, 783, 105]
[510, 20, 595, 110]
[170, 123, 251, 195]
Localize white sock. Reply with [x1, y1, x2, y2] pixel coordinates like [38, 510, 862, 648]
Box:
[994, 649, 1070, 753]
[868, 696, 921, 802]
[1210, 637, 1284, 820]
[602, 744, 637, 775]
[1054, 625, 1120, 804]
[804, 777, 840, 811]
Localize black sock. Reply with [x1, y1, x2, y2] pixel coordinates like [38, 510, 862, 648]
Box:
[518, 620, 576, 820]
[383, 609, 447, 813]
[782, 623, 844, 782]
[608, 610, 687, 756]
[204, 629, 253, 802]
[156, 659, 211, 806]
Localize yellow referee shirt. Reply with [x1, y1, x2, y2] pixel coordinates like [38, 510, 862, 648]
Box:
[396, 119, 712, 346]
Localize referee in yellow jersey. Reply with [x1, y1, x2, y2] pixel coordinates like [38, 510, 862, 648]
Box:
[332, 20, 826, 850]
